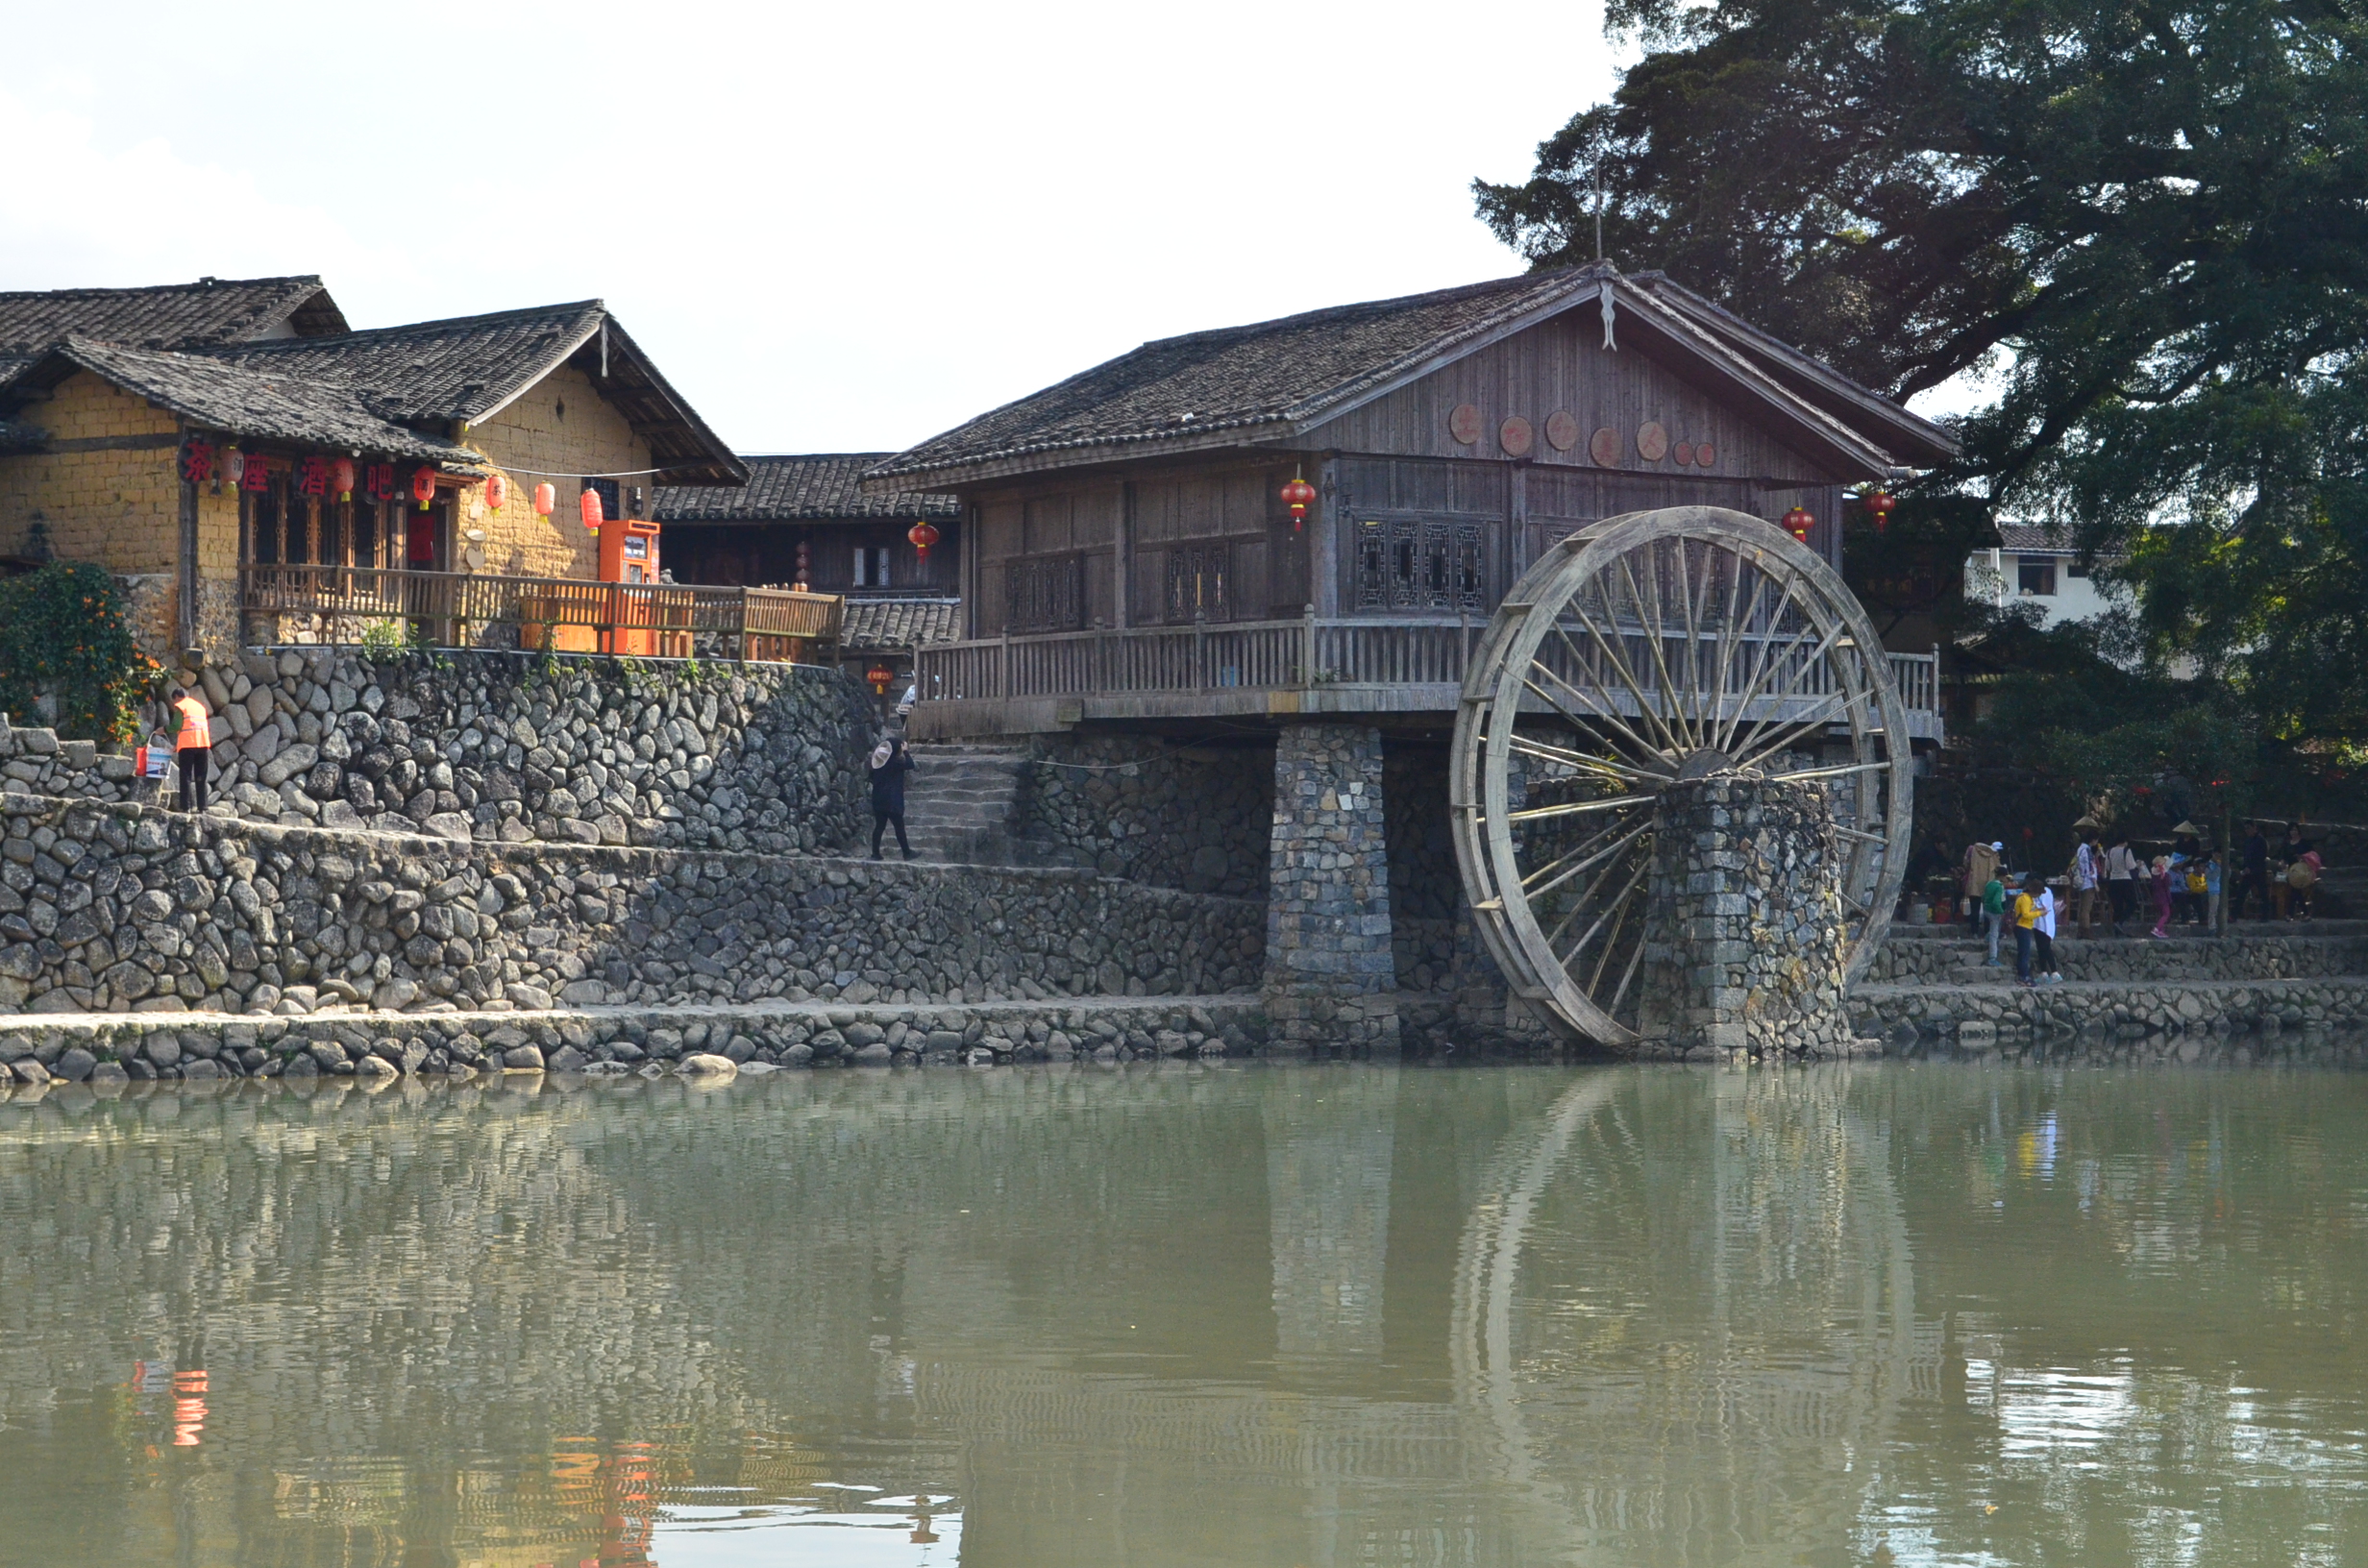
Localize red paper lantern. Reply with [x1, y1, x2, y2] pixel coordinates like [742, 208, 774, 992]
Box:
[330, 457, 356, 502]
[411, 466, 436, 510]
[1279, 477, 1317, 531]
[866, 663, 895, 693]
[1780, 505, 1815, 543]
[1864, 489, 1897, 532]
[220, 446, 244, 492]
[907, 519, 940, 563]
[533, 481, 556, 519]
[484, 473, 508, 513]
[580, 486, 604, 529]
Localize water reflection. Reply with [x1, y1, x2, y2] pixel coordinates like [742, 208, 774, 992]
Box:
[0, 1061, 2365, 1565]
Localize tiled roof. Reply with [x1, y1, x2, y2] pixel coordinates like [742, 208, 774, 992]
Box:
[13, 337, 480, 466]
[206, 300, 604, 425]
[868, 269, 1615, 481]
[840, 598, 963, 650]
[653, 454, 957, 523]
[0, 275, 344, 379]
[1995, 522, 2077, 552]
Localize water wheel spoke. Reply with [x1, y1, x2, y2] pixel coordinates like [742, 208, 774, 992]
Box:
[1564, 600, 1688, 758]
[1507, 792, 1658, 824]
[1602, 912, 1653, 1017]
[1769, 760, 1889, 783]
[1615, 552, 1699, 752]
[1733, 684, 1880, 774]
[1833, 823, 1889, 845]
[1530, 646, 1668, 771]
[1704, 557, 1762, 743]
[1725, 615, 1848, 743]
[1521, 817, 1655, 900]
[1507, 732, 1663, 785]
[1710, 579, 1809, 754]
[1548, 850, 1651, 976]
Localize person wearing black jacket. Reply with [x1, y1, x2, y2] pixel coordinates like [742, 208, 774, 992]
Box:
[869, 737, 916, 861]
[2235, 826, 2270, 921]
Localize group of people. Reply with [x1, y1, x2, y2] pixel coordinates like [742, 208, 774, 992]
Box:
[1960, 821, 2331, 986]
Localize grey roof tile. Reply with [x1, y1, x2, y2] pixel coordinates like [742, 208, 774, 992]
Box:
[204, 300, 603, 425]
[0, 275, 345, 362]
[653, 454, 957, 523]
[839, 598, 964, 650]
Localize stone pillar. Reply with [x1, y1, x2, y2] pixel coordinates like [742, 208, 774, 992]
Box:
[1263, 723, 1398, 1051]
[1635, 772, 1851, 1057]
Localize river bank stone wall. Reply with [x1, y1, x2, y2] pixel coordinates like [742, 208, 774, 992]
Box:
[0, 795, 1263, 1017]
[1858, 975, 2368, 1044]
[1019, 734, 1270, 896]
[1637, 773, 1851, 1057]
[135, 649, 876, 854]
[1262, 723, 1398, 1050]
[1866, 926, 2368, 984]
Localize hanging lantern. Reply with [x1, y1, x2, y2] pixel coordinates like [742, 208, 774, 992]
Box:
[179, 437, 214, 487]
[330, 457, 356, 503]
[484, 473, 508, 514]
[866, 663, 895, 693]
[533, 481, 556, 520]
[1279, 475, 1317, 531]
[1864, 488, 1897, 533]
[1780, 505, 1815, 543]
[795, 541, 812, 590]
[222, 446, 245, 492]
[411, 466, 437, 510]
[580, 486, 604, 529]
[907, 519, 941, 563]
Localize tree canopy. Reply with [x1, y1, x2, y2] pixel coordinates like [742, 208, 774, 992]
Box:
[1475, 0, 2368, 747]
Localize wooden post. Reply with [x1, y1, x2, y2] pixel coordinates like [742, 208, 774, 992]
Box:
[1302, 601, 1318, 687]
[1115, 481, 1134, 630]
[177, 469, 200, 656]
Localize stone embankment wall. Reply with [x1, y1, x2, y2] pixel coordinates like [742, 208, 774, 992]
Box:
[0, 995, 1268, 1083]
[1857, 975, 2368, 1043]
[157, 649, 874, 853]
[1020, 735, 1270, 896]
[1867, 928, 2368, 984]
[0, 796, 1264, 1017]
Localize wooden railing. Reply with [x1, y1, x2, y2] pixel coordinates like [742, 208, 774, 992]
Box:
[916, 615, 1943, 722]
[239, 566, 843, 663]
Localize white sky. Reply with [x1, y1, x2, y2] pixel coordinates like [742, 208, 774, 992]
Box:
[3, 0, 1623, 457]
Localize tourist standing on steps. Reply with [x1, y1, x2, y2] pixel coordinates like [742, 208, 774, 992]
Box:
[869, 736, 916, 861]
[2148, 854, 2175, 939]
[172, 688, 212, 813]
[2106, 835, 2139, 936]
[1981, 867, 2007, 967]
[2010, 876, 2039, 986]
[2237, 824, 2270, 921]
[2071, 836, 2101, 940]
[1962, 839, 2001, 924]
[2032, 874, 2061, 983]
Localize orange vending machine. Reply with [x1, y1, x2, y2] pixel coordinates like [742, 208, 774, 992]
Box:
[598, 513, 662, 655]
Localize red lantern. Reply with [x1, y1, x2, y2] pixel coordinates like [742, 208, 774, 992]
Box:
[1780, 505, 1815, 543]
[411, 466, 436, 510]
[907, 519, 940, 563]
[1279, 476, 1317, 531]
[866, 663, 895, 693]
[533, 481, 556, 520]
[484, 473, 508, 513]
[580, 486, 604, 529]
[1865, 489, 1897, 533]
[330, 457, 356, 502]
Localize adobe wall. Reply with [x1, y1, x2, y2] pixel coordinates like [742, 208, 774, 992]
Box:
[152, 648, 875, 854]
[0, 796, 1265, 1018]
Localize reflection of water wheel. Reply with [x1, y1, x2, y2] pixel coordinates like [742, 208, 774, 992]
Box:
[1450, 506, 1912, 1046]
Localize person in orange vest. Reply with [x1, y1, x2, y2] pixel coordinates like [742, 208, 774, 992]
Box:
[171, 688, 212, 812]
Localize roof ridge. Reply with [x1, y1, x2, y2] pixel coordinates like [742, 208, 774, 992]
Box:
[1136, 265, 1608, 355]
[0, 274, 325, 303]
[211, 298, 605, 355]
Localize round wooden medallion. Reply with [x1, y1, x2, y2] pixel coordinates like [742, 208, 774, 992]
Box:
[1672, 440, 1695, 467]
[1448, 403, 1484, 445]
[1637, 421, 1669, 462]
[1589, 427, 1621, 467]
[1499, 415, 1535, 457]
[1544, 409, 1580, 452]
[1693, 441, 1715, 468]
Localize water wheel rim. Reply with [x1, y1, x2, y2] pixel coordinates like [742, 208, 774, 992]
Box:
[1450, 506, 1912, 1047]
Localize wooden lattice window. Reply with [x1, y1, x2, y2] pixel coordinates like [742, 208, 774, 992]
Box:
[1006, 554, 1085, 632]
[1162, 544, 1230, 623]
[1354, 518, 1487, 612]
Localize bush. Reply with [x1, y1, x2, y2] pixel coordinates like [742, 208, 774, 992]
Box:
[0, 562, 163, 741]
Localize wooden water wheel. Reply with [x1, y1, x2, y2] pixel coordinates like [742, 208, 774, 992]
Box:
[1449, 506, 1912, 1046]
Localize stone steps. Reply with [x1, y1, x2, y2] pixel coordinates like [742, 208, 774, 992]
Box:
[0, 993, 1271, 1086]
[895, 746, 1085, 868]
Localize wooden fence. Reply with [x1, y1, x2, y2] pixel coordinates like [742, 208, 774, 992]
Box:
[239, 566, 843, 663]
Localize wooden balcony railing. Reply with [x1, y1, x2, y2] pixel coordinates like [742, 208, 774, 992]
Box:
[239, 565, 843, 663]
[916, 614, 1944, 726]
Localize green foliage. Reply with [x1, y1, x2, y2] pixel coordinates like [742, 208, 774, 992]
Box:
[0, 562, 162, 741]
[358, 619, 410, 662]
[1481, 0, 2368, 756]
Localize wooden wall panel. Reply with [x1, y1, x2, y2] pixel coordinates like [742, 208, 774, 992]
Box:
[1300, 312, 1844, 485]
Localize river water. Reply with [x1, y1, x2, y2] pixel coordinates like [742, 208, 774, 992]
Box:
[1, 1059, 2364, 1567]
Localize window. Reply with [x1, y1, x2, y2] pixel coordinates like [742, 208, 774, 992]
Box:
[1163, 545, 1230, 623]
[1006, 555, 1084, 632]
[1354, 517, 1487, 611]
[2065, 560, 2087, 579]
[586, 478, 622, 524]
[250, 482, 281, 564]
[2017, 555, 2058, 596]
[852, 546, 892, 588]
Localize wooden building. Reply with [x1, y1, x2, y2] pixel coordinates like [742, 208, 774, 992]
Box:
[865, 263, 1956, 740]
[654, 453, 960, 704]
[0, 275, 743, 660]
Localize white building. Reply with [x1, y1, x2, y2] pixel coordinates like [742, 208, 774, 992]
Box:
[1963, 523, 2118, 630]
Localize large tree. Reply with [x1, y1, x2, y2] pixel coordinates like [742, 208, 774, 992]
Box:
[1475, 0, 2368, 745]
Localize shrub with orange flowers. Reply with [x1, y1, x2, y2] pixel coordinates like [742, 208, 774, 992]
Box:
[0, 562, 161, 741]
